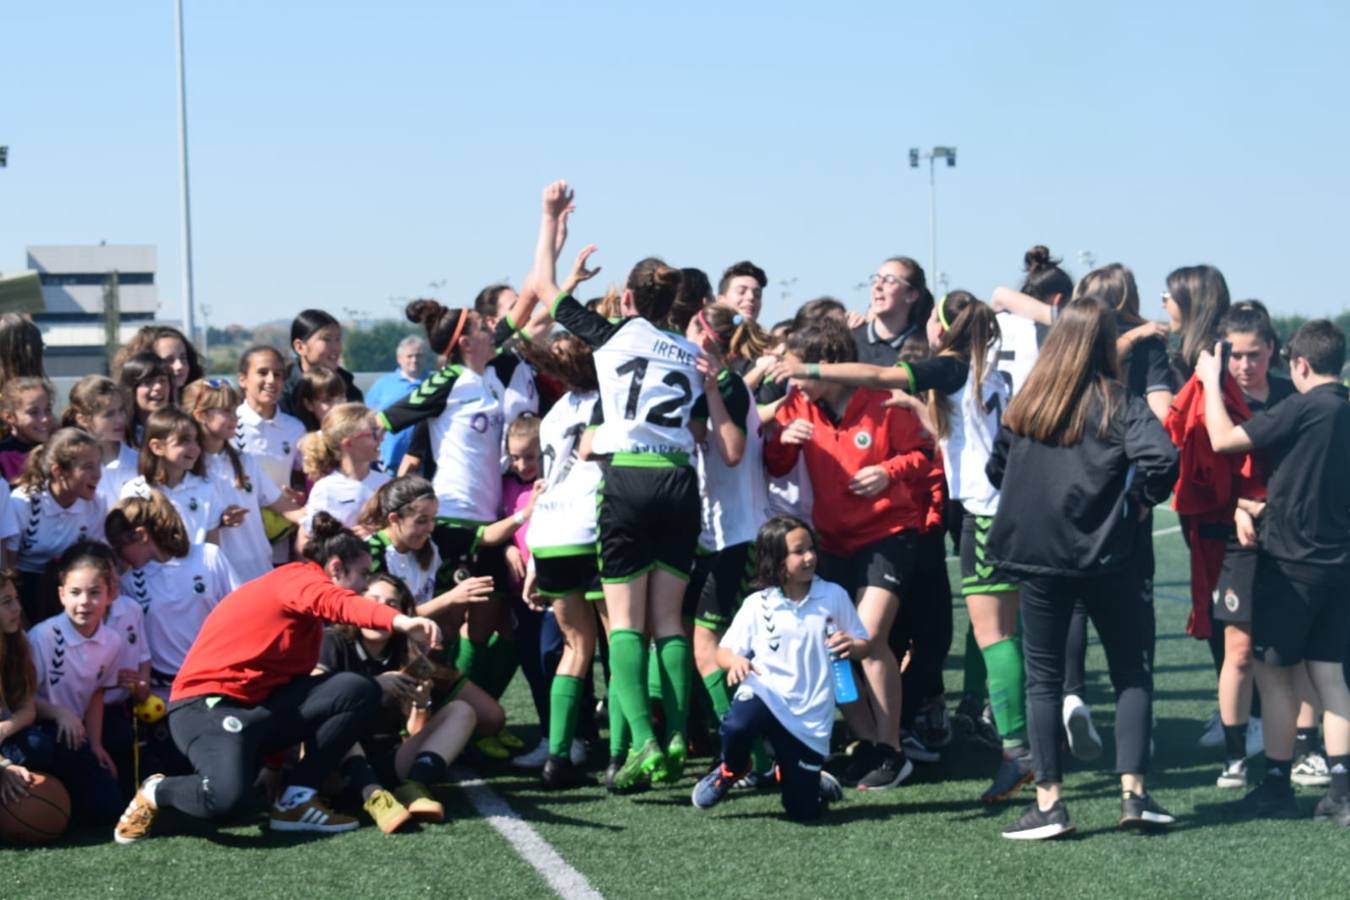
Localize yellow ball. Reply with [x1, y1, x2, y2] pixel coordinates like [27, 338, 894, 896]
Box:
[134, 695, 166, 724]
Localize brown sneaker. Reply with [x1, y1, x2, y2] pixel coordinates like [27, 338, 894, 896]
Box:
[270, 793, 361, 834]
[393, 780, 445, 824]
[114, 775, 164, 845]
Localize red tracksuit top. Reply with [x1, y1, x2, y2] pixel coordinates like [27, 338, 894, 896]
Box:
[171, 562, 399, 705]
[764, 386, 933, 556]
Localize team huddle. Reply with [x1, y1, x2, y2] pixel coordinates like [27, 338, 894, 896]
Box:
[1, 179, 1348, 847]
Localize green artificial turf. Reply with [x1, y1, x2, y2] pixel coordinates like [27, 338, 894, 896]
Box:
[4, 508, 1346, 899]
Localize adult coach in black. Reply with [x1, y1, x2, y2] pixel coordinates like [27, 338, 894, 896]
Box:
[113, 513, 443, 843]
[1197, 319, 1350, 825]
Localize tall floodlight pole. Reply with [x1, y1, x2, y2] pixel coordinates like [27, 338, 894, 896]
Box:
[175, 0, 196, 338]
[909, 146, 957, 283]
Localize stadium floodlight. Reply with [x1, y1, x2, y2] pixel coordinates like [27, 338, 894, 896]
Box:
[909, 146, 958, 285]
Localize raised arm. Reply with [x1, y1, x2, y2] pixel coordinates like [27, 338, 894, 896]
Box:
[766, 359, 911, 391]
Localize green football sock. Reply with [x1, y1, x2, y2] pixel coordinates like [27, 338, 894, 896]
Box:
[655, 636, 691, 740]
[483, 635, 520, 699]
[548, 675, 584, 757]
[962, 625, 986, 700]
[608, 629, 656, 747]
[982, 637, 1027, 745]
[607, 679, 630, 757]
[456, 637, 489, 686]
[646, 644, 664, 702]
[702, 669, 732, 721]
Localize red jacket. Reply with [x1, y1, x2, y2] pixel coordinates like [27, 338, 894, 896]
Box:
[764, 386, 932, 556]
[171, 562, 399, 705]
[1164, 374, 1257, 639]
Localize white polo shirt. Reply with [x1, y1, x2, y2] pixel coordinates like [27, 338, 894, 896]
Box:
[205, 450, 281, 583]
[303, 468, 391, 534]
[233, 402, 306, 494]
[720, 577, 867, 757]
[120, 474, 222, 545]
[370, 534, 443, 609]
[6, 488, 105, 574]
[103, 594, 152, 705]
[29, 615, 121, 717]
[96, 442, 141, 513]
[124, 542, 240, 676]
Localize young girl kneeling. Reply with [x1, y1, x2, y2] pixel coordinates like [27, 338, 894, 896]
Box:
[691, 516, 867, 822]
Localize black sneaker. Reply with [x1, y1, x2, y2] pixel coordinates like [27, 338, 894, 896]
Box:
[1228, 780, 1299, 820]
[542, 755, 590, 790]
[1002, 800, 1074, 841]
[842, 741, 879, 784]
[1119, 791, 1176, 828]
[819, 770, 844, 806]
[857, 747, 913, 791]
[1312, 793, 1350, 826]
[603, 755, 625, 793]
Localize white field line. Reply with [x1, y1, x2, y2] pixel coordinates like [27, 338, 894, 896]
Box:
[452, 771, 604, 900]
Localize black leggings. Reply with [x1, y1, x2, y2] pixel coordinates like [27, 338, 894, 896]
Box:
[892, 529, 953, 726]
[1063, 522, 1156, 699]
[1022, 572, 1153, 785]
[157, 672, 380, 819]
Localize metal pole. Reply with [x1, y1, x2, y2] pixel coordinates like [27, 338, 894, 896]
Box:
[929, 155, 938, 285]
[175, 0, 195, 338]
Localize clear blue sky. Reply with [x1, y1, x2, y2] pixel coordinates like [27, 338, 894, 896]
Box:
[3, 1, 1347, 329]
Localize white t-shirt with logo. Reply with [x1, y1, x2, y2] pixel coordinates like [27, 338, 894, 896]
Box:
[6, 488, 105, 574]
[121, 474, 223, 545]
[96, 442, 141, 513]
[720, 577, 867, 756]
[29, 615, 121, 717]
[103, 594, 152, 705]
[233, 402, 306, 495]
[204, 449, 282, 583]
[124, 542, 240, 677]
[303, 468, 391, 534]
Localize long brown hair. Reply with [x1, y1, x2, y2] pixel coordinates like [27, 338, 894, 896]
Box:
[928, 291, 1000, 439]
[139, 407, 206, 483]
[517, 333, 599, 394]
[106, 494, 191, 559]
[0, 571, 36, 712]
[1075, 263, 1141, 326]
[696, 303, 771, 362]
[1167, 264, 1231, 376]
[182, 378, 249, 489]
[15, 427, 99, 495]
[1003, 297, 1121, 446]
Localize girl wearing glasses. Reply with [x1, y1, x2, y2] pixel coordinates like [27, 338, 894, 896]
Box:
[298, 404, 390, 549]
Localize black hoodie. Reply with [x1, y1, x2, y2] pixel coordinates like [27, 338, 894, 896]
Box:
[985, 385, 1178, 577]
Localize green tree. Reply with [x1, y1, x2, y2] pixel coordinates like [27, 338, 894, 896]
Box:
[344, 319, 422, 373]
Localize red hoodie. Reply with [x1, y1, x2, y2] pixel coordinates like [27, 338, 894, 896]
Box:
[171, 562, 399, 705]
[764, 386, 932, 556]
[1164, 374, 1258, 639]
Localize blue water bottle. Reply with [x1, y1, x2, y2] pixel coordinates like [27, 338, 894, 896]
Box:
[825, 617, 859, 704]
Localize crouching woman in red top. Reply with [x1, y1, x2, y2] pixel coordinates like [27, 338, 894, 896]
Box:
[111, 512, 442, 844]
[763, 318, 933, 792]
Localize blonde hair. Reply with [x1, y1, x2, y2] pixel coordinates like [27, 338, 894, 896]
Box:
[506, 412, 540, 446]
[15, 427, 99, 494]
[301, 402, 376, 479]
[182, 378, 249, 489]
[105, 493, 190, 559]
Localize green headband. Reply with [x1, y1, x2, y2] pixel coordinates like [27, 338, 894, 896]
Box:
[937, 293, 951, 330]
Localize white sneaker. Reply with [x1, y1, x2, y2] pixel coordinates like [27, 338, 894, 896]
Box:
[1197, 710, 1224, 749]
[1062, 694, 1103, 761]
[569, 737, 587, 766]
[1216, 758, 1248, 789]
[1245, 718, 1264, 758]
[512, 738, 550, 769]
[1292, 752, 1331, 787]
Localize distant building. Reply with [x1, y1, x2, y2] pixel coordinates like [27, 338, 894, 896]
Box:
[26, 244, 160, 376]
